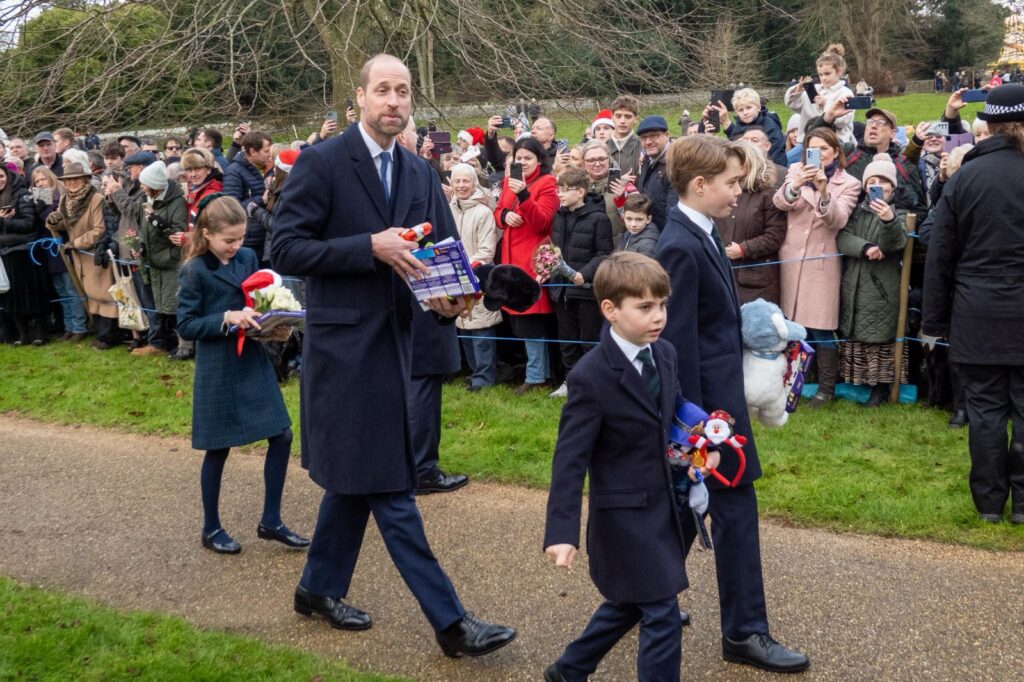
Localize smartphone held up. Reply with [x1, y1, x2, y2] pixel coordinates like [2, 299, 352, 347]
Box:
[805, 147, 821, 169]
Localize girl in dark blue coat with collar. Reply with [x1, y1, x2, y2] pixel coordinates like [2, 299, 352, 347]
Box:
[176, 195, 307, 554]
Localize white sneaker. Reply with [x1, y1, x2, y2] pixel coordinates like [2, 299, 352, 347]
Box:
[549, 382, 568, 398]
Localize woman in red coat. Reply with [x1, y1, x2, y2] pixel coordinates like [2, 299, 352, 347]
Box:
[494, 137, 559, 394]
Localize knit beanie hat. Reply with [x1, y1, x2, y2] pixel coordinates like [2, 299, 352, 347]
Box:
[275, 149, 299, 173]
[591, 109, 614, 132]
[861, 153, 898, 189]
[786, 113, 802, 133]
[139, 160, 168, 191]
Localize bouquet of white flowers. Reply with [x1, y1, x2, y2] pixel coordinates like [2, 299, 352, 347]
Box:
[236, 270, 305, 345]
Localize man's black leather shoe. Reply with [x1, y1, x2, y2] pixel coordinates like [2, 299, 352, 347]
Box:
[201, 528, 241, 554]
[436, 612, 516, 657]
[722, 633, 809, 673]
[415, 467, 469, 494]
[543, 663, 567, 681]
[294, 585, 372, 631]
[257, 523, 310, 548]
[948, 409, 968, 428]
[679, 609, 691, 627]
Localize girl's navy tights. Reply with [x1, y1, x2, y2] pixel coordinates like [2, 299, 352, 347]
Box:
[201, 428, 293, 536]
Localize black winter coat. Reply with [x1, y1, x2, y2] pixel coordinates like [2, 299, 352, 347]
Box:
[636, 150, 677, 230]
[0, 183, 35, 249]
[725, 106, 788, 166]
[223, 155, 268, 257]
[844, 141, 928, 224]
[548, 200, 614, 302]
[923, 135, 1024, 365]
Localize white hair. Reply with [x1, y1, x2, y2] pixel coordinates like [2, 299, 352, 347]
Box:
[971, 118, 989, 137]
[63, 148, 91, 169]
[449, 162, 478, 185]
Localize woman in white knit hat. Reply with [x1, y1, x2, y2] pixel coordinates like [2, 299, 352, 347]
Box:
[132, 160, 187, 356]
[835, 155, 909, 406]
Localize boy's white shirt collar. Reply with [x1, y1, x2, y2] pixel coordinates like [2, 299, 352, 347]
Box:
[610, 327, 651, 375]
[676, 201, 714, 237]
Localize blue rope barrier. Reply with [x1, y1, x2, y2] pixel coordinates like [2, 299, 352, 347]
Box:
[27, 238, 62, 266]
[730, 252, 842, 269]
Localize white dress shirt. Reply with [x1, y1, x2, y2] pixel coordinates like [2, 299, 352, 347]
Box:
[610, 328, 653, 376]
[357, 122, 396, 193]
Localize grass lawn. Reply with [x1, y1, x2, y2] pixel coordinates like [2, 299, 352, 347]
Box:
[2, 343, 1021, 551]
[283, 92, 982, 150]
[0, 577, 398, 681]
[436, 92, 986, 146]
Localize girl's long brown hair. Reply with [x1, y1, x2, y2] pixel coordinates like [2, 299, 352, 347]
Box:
[186, 195, 247, 261]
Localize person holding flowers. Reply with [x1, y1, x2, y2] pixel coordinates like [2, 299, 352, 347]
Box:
[176, 195, 307, 555]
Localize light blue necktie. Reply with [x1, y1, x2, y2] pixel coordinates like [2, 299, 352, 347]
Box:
[379, 150, 391, 205]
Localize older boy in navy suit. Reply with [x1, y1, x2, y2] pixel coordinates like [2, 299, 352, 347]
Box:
[544, 252, 705, 682]
[656, 135, 809, 673]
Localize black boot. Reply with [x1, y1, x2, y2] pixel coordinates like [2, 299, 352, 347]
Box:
[11, 315, 32, 346]
[863, 383, 889, 407]
[808, 347, 838, 408]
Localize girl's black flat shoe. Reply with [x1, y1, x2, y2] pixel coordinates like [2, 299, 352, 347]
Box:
[257, 523, 310, 548]
[201, 528, 241, 554]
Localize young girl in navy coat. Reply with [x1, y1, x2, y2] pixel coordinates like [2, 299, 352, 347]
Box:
[176, 195, 308, 554]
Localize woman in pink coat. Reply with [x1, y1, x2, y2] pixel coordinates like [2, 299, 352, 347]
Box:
[773, 127, 861, 407]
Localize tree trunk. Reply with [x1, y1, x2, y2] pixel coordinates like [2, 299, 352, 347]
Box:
[302, 0, 364, 110]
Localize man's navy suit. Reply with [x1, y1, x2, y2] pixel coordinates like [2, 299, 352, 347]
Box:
[271, 124, 464, 630]
[656, 204, 770, 640]
[545, 329, 687, 680]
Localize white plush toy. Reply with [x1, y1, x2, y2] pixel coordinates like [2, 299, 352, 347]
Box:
[740, 299, 807, 427]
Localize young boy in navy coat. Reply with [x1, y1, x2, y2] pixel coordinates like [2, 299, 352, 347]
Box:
[544, 252, 704, 682]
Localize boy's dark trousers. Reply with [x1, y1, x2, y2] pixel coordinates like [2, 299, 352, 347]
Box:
[556, 597, 681, 681]
[553, 297, 602, 373]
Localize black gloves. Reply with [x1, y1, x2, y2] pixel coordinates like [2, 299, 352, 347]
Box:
[94, 249, 110, 268]
[147, 212, 173, 235]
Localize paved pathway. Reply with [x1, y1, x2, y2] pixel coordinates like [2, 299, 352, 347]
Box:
[1, 416, 1022, 680]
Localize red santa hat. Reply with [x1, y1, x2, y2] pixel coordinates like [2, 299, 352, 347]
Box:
[591, 109, 614, 132]
[457, 130, 473, 145]
[275, 149, 300, 173]
[465, 127, 486, 146]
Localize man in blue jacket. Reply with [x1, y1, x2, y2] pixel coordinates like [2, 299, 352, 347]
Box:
[223, 131, 272, 263]
[271, 53, 515, 658]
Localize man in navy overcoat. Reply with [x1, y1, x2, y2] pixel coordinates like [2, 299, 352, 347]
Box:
[655, 135, 809, 674]
[270, 54, 515, 657]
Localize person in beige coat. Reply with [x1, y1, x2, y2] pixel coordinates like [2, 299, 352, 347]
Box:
[449, 163, 502, 391]
[773, 128, 860, 406]
[45, 161, 120, 349]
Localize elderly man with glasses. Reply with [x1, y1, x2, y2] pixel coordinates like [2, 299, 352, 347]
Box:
[809, 103, 927, 222]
